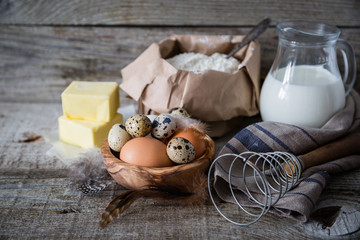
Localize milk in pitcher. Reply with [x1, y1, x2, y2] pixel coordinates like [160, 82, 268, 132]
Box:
[260, 65, 345, 128]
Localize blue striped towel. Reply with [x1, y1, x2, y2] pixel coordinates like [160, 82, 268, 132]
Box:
[213, 90, 360, 222]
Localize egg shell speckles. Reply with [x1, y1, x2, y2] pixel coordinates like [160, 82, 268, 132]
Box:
[125, 114, 152, 137]
[151, 114, 177, 140]
[169, 107, 190, 118]
[108, 124, 132, 152]
[167, 137, 196, 164]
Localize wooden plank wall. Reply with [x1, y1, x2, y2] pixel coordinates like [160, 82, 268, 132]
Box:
[1, 0, 359, 26]
[0, 0, 359, 105]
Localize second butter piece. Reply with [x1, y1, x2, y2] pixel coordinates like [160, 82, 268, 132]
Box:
[58, 113, 123, 149]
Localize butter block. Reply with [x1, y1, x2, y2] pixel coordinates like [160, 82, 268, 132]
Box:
[58, 113, 123, 149]
[61, 81, 119, 122]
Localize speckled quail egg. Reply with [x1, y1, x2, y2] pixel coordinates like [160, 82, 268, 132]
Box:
[169, 107, 190, 118]
[108, 124, 132, 152]
[125, 114, 152, 137]
[167, 137, 196, 164]
[151, 114, 177, 141]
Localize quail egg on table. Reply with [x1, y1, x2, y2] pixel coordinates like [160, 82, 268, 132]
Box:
[151, 114, 177, 141]
[169, 107, 190, 118]
[125, 114, 152, 137]
[167, 137, 196, 164]
[108, 124, 132, 152]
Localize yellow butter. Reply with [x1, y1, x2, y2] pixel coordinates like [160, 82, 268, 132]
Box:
[61, 81, 119, 122]
[58, 113, 123, 149]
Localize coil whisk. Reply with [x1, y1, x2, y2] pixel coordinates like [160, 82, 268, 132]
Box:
[208, 151, 303, 226]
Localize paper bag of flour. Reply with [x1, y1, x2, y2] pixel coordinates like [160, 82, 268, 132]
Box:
[120, 35, 261, 137]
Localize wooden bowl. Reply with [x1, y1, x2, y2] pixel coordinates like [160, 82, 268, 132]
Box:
[101, 129, 215, 191]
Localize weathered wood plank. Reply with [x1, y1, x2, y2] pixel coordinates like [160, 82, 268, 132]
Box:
[0, 102, 64, 170]
[0, 0, 359, 26]
[0, 161, 359, 239]
[1, 26, 359, 104]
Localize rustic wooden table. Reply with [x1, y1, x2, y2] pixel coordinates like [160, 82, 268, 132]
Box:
[1, 1, 360, 239]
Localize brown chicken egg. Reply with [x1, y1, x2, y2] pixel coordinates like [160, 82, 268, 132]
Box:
[171, 128, 206, 159]
[120, 137, 174, 167]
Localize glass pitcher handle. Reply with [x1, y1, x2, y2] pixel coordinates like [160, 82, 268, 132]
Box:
[337, 39, 357, 96]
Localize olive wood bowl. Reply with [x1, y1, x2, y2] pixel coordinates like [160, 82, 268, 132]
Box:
[101, 129, 215, 191]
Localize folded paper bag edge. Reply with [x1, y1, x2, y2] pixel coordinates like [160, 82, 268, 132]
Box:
[242, 41, 262, 110]
[120, 43, 161, 101]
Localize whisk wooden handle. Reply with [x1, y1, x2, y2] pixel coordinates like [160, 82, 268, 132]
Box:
[299, 132, 360, 170]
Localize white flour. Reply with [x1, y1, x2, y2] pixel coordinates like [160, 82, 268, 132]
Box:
[166, 52, 240, 74]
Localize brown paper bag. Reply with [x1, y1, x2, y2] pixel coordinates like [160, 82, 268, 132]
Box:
[120, 35, 261, 137]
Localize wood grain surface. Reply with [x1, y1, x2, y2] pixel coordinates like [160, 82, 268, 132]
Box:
[0, 0, 359, 26]
[1, 0, 360, 239]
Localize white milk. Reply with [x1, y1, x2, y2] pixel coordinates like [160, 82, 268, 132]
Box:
[260, 65, 345, 128]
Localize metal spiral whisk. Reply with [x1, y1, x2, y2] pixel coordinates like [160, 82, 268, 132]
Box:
[208, 151, 303, 226]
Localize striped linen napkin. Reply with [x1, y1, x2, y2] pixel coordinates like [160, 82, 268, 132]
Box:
[213, 90, 360, 222]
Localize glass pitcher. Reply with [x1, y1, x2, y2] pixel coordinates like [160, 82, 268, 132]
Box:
[260, 21, 356, 128]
